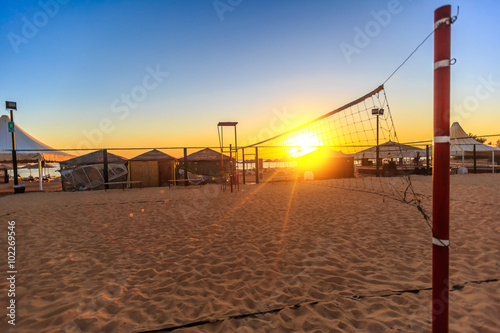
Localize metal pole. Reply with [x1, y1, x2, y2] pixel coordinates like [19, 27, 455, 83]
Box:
[493, 151, 495, 174]
[10, 110, 19, 186]
[432, 5, 451, 333]
[230, 144, 233, 193]
[242, 148, 246, 185]
[103, 149, 109, 190]
[255, 147, 259, 184]
[376, 114, 380, 177]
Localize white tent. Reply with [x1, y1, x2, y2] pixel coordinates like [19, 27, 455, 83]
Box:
[354, 140, 425, 159]
[0, 115, 73, 190]
[450, 122, 500, 154]
[450, 122, 499, 172]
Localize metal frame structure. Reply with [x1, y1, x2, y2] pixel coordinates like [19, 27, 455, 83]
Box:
[217, 122, 238, 192]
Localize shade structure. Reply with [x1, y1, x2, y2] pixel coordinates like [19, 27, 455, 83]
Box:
[177, 148, 231, 162]
[450, 122, 500, 154]
[21, 163, 56, 169]
[177, 148, 232, 179]
[0, 115, 73, 163]
[354, 141, 425, 159]
[129, 149, 177, 187]
[59, 150, 128, 191]
[60, 150, 127, 166]
[129, 149, 177, 161]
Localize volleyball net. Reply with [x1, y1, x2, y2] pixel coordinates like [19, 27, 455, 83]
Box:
[242, 85, 426, 205]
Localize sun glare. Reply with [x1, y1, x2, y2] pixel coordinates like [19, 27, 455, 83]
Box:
[285, 132, 321, 158]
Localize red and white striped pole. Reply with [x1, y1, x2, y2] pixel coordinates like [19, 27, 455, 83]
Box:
[432, 5, 452, 333]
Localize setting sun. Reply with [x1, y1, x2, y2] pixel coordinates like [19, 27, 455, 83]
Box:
[284, 131, 321, 158]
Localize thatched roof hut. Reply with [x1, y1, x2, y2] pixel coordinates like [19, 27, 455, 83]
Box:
[129, 149, 177, 187]
[178, 148, 232, 179]
[177, 148, 231, 162]
[130, 149, 177, 161]
[59, 150, 127, 191]
[60, 150, 127, 167]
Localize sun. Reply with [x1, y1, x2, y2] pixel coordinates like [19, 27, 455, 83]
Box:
[285, 131, 320, 158]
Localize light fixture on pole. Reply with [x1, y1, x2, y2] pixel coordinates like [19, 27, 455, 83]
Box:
[372, 108, 384, 177]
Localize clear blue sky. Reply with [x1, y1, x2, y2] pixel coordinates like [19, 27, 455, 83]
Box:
[1, 0, 499, 153]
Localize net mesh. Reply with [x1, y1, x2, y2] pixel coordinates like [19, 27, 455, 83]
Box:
[242, 85, 426, 205]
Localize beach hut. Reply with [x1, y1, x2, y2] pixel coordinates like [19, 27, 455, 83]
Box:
[129, 149, 177, 187]
[297, 148, 354, 180]
[59, 150, 128, 191]
[177, 148, 232, 179]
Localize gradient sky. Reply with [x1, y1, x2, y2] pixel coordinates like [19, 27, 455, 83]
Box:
[1, 0, 499, 156]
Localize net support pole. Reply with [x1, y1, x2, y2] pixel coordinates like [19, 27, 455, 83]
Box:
[432, 5, 451, 333]
[493, 151, 495, 174]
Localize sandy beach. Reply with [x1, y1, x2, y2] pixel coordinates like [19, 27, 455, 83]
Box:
[0, 174, 499, 332]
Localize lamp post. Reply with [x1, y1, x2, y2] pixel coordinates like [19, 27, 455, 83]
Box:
[372, 108, 384, 177]
[5, 101, 19, 186]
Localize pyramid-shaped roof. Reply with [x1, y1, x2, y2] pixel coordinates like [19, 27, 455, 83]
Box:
[178, 148, 231, 162]
[60, 150, 126, 166]
[130, 149, 177, 161]
[450, 122, 500, 153]
[0, 115, 73, 162]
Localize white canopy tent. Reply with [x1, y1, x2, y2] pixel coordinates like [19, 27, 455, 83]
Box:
[450, 122, 499, 172]
[0, 115, 73, 190]
[354, 140, 425, 159]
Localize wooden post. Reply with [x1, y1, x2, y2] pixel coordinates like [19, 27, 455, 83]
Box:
[493, 151, 495, 174]
[255, 147, 259, 184]
[473, 144, 476, 174]
[103, 149, 109, 190]
[38, 157, 43, 191]
[432, 5, 451, 333]
[183, 148, 188, 185]
[426, 145, 430, 175]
